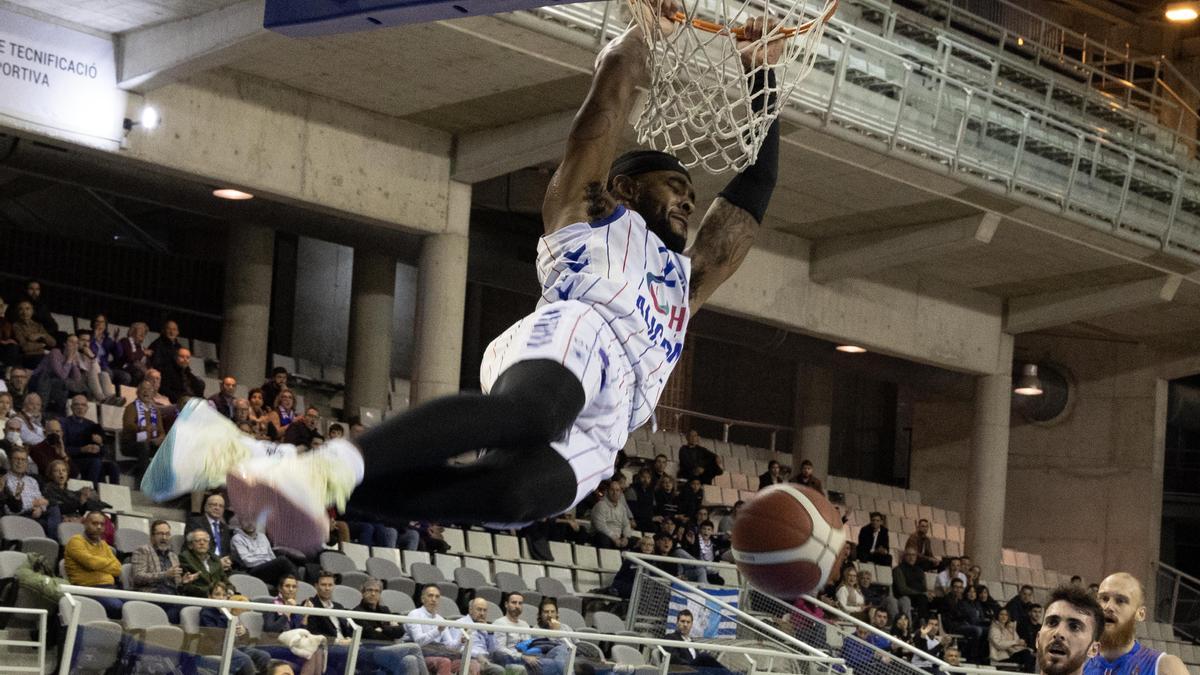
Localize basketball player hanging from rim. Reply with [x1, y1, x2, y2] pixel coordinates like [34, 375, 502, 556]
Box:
[141, 0, 788, 551]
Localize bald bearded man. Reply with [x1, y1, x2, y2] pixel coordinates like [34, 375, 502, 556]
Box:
[1083, 573, 1187, 675]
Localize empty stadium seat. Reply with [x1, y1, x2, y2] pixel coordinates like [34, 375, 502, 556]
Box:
[382, 589, 415, 614]
[366, 557, 410, 591]
[229, 574, 270, 599]
[410, 562, 459, 599]
[319, 551, 358, 575]
[333, 585, 362, 608]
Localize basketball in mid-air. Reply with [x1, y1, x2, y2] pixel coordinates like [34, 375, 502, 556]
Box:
[730, 484, 849, 599]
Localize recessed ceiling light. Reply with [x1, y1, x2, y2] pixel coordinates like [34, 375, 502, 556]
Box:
[836, 345, 867, 354]
[140, 106, 160, 130]
[1166, 2, 1199, 22]
[213, 188, 254, 200]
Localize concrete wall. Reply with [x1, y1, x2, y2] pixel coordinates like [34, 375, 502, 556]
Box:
[910, 333, 1167, 585]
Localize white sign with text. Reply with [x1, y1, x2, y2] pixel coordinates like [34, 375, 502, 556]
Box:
[0, 7, 127, 149]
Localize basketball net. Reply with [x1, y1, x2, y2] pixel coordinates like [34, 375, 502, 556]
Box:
[626, 0, 838, 173]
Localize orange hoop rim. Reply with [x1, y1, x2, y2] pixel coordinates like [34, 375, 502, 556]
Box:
[668, 0, 838, 39]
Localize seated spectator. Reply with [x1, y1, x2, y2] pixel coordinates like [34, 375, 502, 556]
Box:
[88, 314, 130, 386]
[841, 608, 892, 673]
[1017, 602, 1042, 649]
[625, 467, 657, 531]
[267, 389, 298, 436]
[131, 519, 198, 622]
[0, 391, 15, 423]
[123, 380, 165, 481]
[857, 511, 893, 566]
[451, 597, 510, 675]
[179, 528, 231, 597]
[187, 492, 236, 559]
[682, 519, 726, 584]
[794, 459, 823, 494]
[113, 321, 151, 385]
[407, 585, 479, 675]
[63, 511, 123, 618]
[261, 367, 289, 409]
[199, 581, 272, 675]
[904, 519, 940, 572]
[3, 448, 59, 535]
[940, 578, 985, 664]
[978, 584, 1001, 624]
[590, 480, 633, 549]
[73, 330, 118, 403]
[890, 613, 914, 656]
[355, 577, 429, 675]
[30, 333, 86, 412]
[143, 368, 173, 408]
[718, 500, 741, 535]
[858, 568, 898, 619]
[893, 547, 932, 622]
[41, 459, 99, 522]
[16, 392, 47, 446]
[665, 608, 722, 667]
[8, 280, 57, 334]
[909, 615, 948, 672]
[62, 395, 119, 487]
[5, 368, 31, 410]
[147, 320, 182, 373]
[355, 577, 407, 642]
[344, 509, 406, 550]
[836, 566, 867, 617]
[0, 296, 21, 370]
[28, 417, 69, 476]
[246, 388, 275, 439]
[159, 347, 205, 405]
[264, 574, 306, 633]
[676, 478, 705, 523]
[678, 430, 723, 485]
[492, 592, 532, 651]
[966, 563, 983, 589]
[301, 570, 353, 644]
[759, 460, 785, 489]
[282, 405, 320, 447]
[231, 519, 297, 588]
[326, 423, 345, 440]
[208, 376, 238, 419]
[10, 300, 55, 368]
[936, 557, 968, 594]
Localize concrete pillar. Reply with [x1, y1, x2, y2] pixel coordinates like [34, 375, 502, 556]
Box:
[344, 249, 396, 418]
[794, 363, 833, 479]
[966, 333, 1014, 582]
[410, 181, 470, 405]
[220, 222, 274, 386]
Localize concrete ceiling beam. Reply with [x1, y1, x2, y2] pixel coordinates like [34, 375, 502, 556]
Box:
[809, 211, 1001, 283]
[1004, 274, 1183, 334]
[451, 110, 575, 184]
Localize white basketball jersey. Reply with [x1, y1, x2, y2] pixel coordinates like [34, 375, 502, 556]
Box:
[536, 205, 691, 431]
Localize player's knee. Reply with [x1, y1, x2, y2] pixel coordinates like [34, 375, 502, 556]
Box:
[492, 360, 585, 440]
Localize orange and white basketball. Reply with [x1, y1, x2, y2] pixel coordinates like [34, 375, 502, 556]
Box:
[731, 484, 848, 599]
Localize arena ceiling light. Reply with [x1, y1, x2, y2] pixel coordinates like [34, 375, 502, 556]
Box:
[1013, 363, 1044, 396]
[212, 188, 255, 201]
[122, 106, 160, 134]
[835, 345, 867, 354]
[1166, 2, 1200, 22]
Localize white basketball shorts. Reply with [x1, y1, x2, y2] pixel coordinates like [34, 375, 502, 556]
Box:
[480, 300, 634, 512]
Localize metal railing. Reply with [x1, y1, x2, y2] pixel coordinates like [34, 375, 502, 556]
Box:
[655, 404, 793, 451]
[511, 1, 1200, 264]
[55, 583, 836, 675]
[1153, 561, 1200, 643]
[0, 606, 48, 673]
[623, 553, 1014, 675]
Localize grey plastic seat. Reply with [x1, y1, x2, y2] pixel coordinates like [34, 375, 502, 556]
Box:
[319, 551, 358, 574]
[558, 607, 587, 632]
[296, 580, 317, 602]
[229, 573, 270, 599]
[21, 536, 59, 562]
[123, 600, 186, 650]
[0, 515, 44, 543]
[410, 562, 459, 599]
[381, 589, 415, 614]
[58, 522, 85, 548]
[611, 645, 646, 666]
[69, 619, 124, 673]
[179, 606, 203, 635]
[366, 557, 413, 593]
[59, 595, 108, 625]
[590, 610, 624, 634]
[333, 584, 362, 608]
[341, 570, 370, 590]
[120, 563, 133, 590]
[115, 528, 150, 554]
[535, 577, 583, 614]
[0, 550, 27, 579]
[437, 595, 462, 619]
[241, 611, 264, 639]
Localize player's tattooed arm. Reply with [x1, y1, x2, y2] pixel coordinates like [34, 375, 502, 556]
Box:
[686, 197, 761, 313]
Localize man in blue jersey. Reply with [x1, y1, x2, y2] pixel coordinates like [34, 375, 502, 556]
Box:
[141, 0, 784, 551]
[1036, 585, 1104, 675]
[1083, 573, 1188, 675]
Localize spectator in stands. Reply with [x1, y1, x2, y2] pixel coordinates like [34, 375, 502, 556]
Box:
[114, 321, 150, 385]
[858, 568, 898, 619]
[591, 479, 633, 548]
[408, 585, 479, 675]
[1087, 583, 1099, 599]
[910, 615, 947, 672]
[11, 280, 56, 334]
[327, 423, 345, 439]
[10, 300, 55, 368]
[678, 430, 723, 485]
[261, 366, 289, 409]
[5, 368, 31, 409]
[718, 500, 741, 535]
[1019, 603, 1042, 649]
[282, 405, 321, 447]
[492, 592, 532, 650]
[837, 566, 867, 617]
[187, 492, 235, 558]
[682, 519, 726, 584]
[978, 585, 1001, 623]
[939, 578, 985, 664]
[199, 581, 273, 675]
[264, 574, 305, 633]
[268, 662, 295, 675]
[2, 416, 21, 455]
[148, 319, 182, 373]
[989, 607, 1035, 671]
[131, 520, 197, 622]
[231, 519, 297, 588]
[30, 332, 85, 412]
[143, 368, 173, 408]
[302, 570, 353, 644]
[16, 392, 46, 446]
[0, 391, 14, 422]
[28, 417, 69, 476]
[4, 448, 59, 535]
[268, 389, 297, 436]
[677, 477, 705, 523]
[159, 346, 205, 405]
[355, 577, 407, 642]
[842, 608, 892, 673]
[208, 376, 238, 419]
[180, 528, 231, 597]
[904, 519, 940, 571]
[893, 547, 932, 621]
[63, 395, 119, 488]
[73, 329, 118, 404]
[857, 511, 893, 566]
[666, 609, 723, 667]
[63, 511, 123, 618]
[890, 613, 914, 656]
[650, 453, 670, 484]
[936, 557, 967, 592]
[246, 388, 274, 439]
[355, 578, 428, 675]
[1007, 585, 1036, 636]
[42, 459, 98, 522]
[625, 467, 657, 531]
[966, 563, 982, 589]
[794, 459, 823, 494]
[451, 597, 509, 675]
[123, 380, 165, 481]
[88, 314, 130, 387]
[653, 473, 681, 523]
[1069, 575, 1083, 589]
[0, 297, 21, 371]
[758, 460, 784, 489]
[344, 508, 404, 550]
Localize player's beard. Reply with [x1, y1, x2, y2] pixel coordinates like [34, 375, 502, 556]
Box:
[634, 195, 687, 254]
[1100, 616, 1137, 652]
